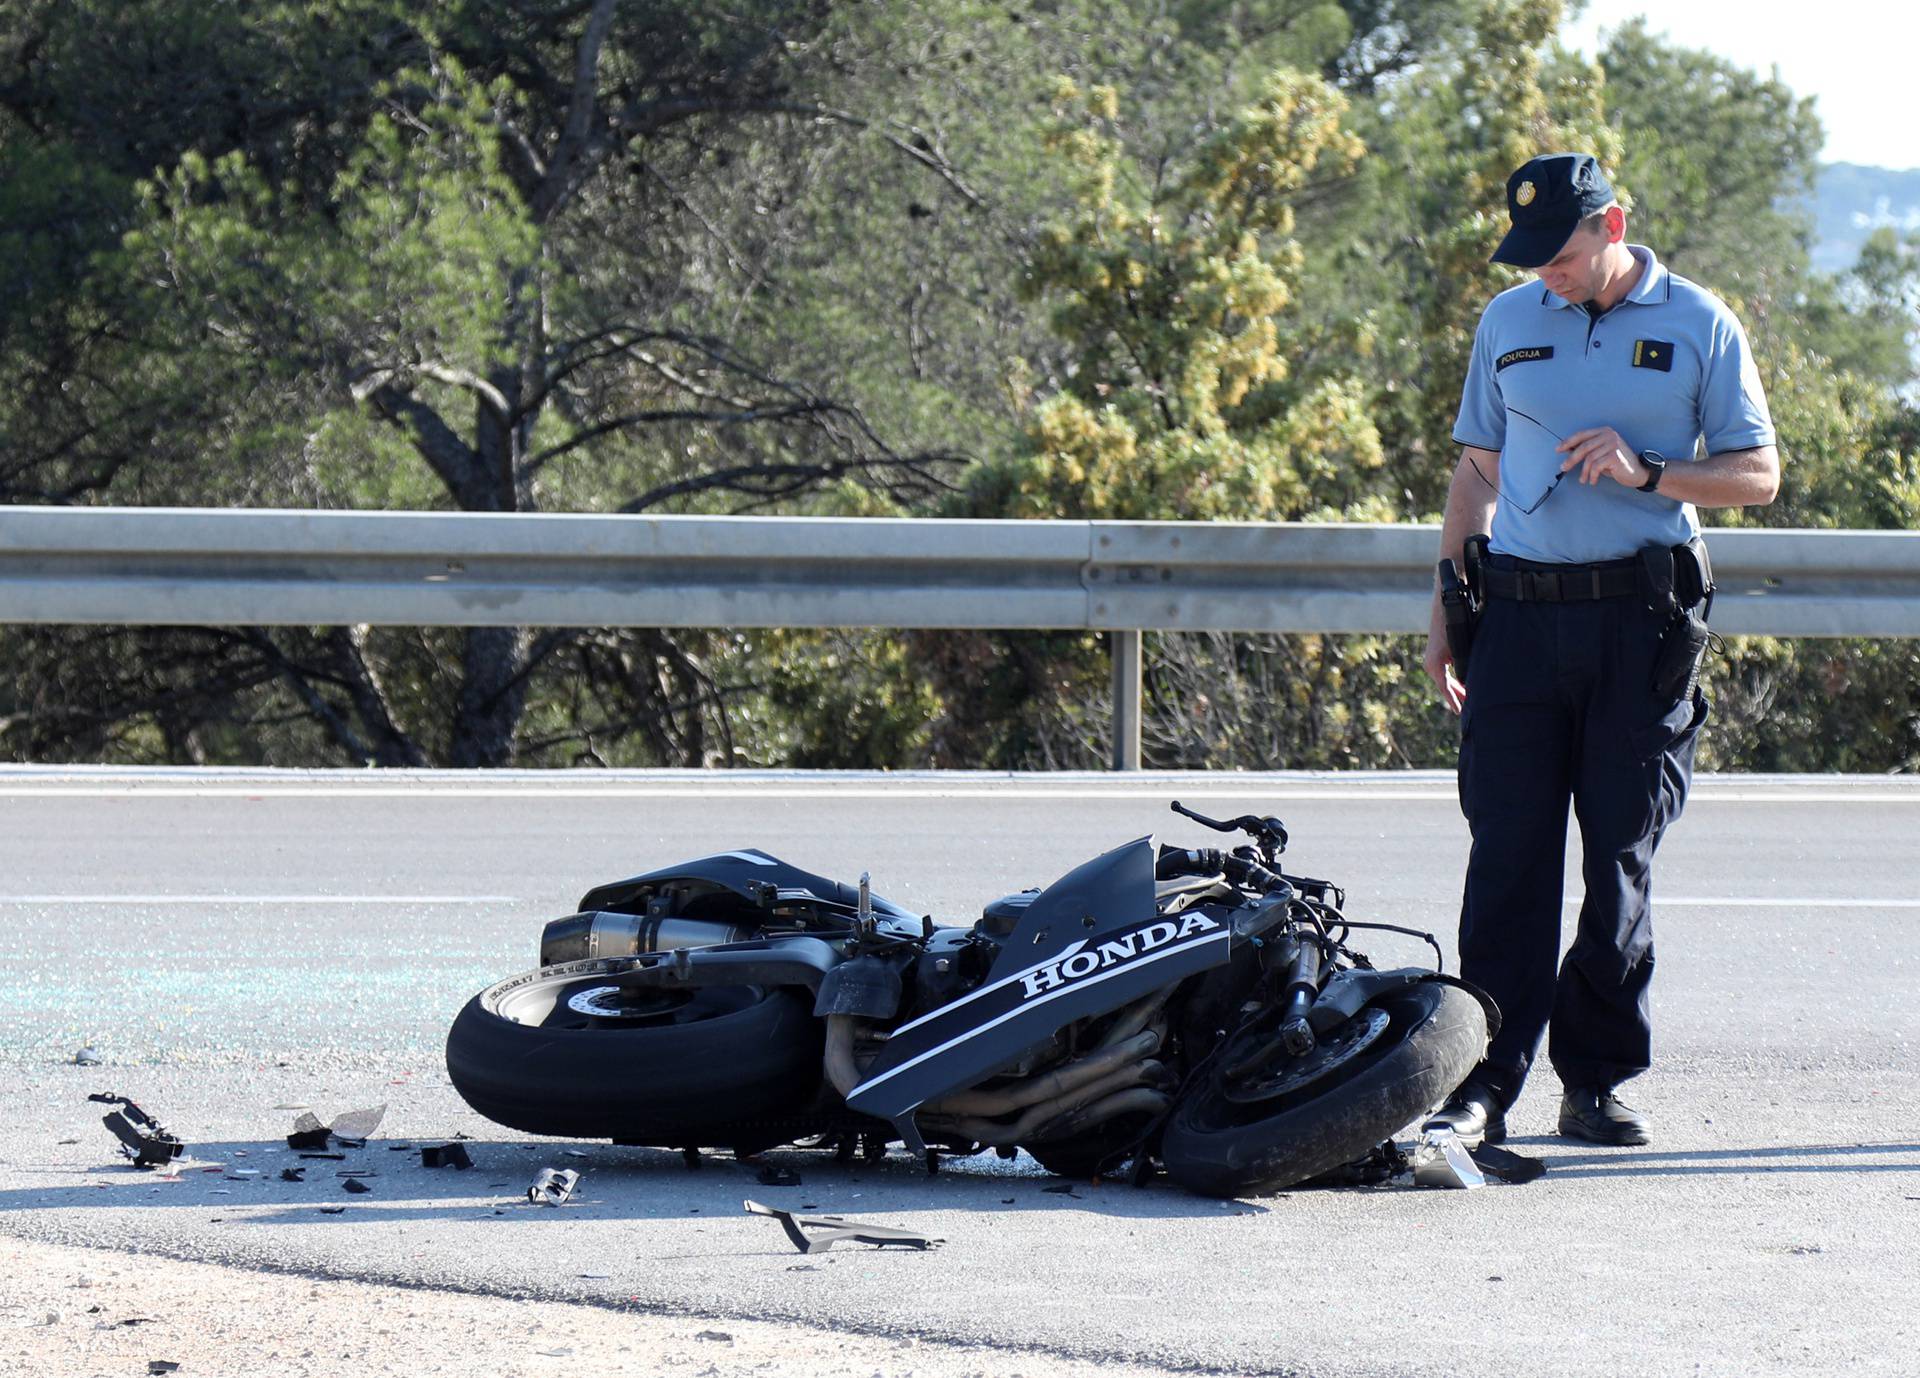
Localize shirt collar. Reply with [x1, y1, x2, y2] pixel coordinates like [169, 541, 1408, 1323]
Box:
[1539, 244, 1669, 310]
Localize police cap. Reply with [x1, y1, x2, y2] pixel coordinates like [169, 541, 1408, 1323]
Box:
[1490, 153, 1616, 268]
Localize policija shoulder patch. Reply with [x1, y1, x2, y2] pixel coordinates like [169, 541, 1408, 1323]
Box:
[1496, 346, 1553, 371]
[1632, 339, 1674, 372]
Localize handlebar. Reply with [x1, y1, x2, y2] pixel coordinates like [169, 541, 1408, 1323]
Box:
[1155, 846, 1289, 895]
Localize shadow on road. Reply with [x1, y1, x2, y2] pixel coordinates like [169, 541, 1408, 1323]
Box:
[1502, 1136, 1920, 1179]
[0, 1136, 1276, 1225]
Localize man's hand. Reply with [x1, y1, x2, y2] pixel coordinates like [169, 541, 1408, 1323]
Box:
[1558, 425, 1649, 488]
[1423, 628, 1467, 715]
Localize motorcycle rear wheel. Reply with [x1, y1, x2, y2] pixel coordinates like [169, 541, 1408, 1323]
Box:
[1160, 980, 1487, 1198]
[445, 961, 824, 1143]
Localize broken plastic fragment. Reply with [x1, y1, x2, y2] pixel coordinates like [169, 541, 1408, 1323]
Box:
[287, 1113, 330, 1151]
[1467, 1142, 1547, 1184]
[88, 1094, 184, 1169]
[327, 1104, 386, 1143]
[527, 1168, 579, 1206]
[744, 1199, 941, 1254]
[421, 1144, 473, 1171]
[74, 1047, 103, 1066]
[342, 1178, 372, 1194]
[1412, 1128, 1485, 1189]
[279, 1168, 306, 1183]
[148, 1363, 180, 1375]
[287, 1104, 387, 1149]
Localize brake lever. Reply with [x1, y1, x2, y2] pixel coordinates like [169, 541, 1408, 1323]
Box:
[1170, 801, 1289, 857]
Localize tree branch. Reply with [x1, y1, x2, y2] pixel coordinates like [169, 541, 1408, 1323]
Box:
[531, 0, 619, 222]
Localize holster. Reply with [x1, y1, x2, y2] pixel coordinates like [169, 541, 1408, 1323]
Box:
[1648, 535, 1716, 701]
[1439, 559, 1474, 674]
[1438, 535, 1489, 676]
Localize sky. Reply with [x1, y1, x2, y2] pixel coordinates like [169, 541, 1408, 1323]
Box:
[1561, 0, 1920, 170]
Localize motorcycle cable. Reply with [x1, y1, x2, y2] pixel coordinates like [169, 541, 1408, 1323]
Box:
[1332, 920, 1445, 973]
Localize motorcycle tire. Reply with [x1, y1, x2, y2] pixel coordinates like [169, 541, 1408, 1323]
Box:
[445, 961, 824, 1143]
[1160, 980, 1487, 1198]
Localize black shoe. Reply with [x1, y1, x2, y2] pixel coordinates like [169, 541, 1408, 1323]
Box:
[1422, 1081, 1507, 1148]
[1558, 1086, 1650, 1146]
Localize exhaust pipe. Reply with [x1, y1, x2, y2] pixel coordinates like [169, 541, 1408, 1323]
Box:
[539, 912, 747, 967]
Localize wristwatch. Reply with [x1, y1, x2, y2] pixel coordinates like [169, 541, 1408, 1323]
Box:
[1636, 450, 1667, 493]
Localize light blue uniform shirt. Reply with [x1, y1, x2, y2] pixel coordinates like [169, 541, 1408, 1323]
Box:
[1452, 245, 1776, 563]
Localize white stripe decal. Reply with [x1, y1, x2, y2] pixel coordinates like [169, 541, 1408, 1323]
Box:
[849, 928, 1231, 1102]
[884, 939, 1093, 1040]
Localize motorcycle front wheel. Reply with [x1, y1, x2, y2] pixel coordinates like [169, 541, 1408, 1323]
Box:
[445, 960, 824, 1143]
[1160, 980, 1487, 1198]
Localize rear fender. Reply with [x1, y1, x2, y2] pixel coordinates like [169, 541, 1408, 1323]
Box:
[1307, 968, 1502, 1039]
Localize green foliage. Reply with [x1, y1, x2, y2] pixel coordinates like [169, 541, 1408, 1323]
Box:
[962, 72, 1375, 523]
[1, 0, 1916, 771]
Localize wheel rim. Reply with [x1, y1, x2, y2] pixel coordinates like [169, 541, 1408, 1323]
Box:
[492, 969, 764, 1031]
[1222, 1006, 1392, 1104]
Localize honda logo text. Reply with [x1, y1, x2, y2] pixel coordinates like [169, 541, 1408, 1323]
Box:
[1019, 913, 1223, 999]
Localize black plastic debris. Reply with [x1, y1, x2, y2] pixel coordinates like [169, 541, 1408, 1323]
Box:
[422, 1144, 473, 1171]
[318, 1206, 346, 1215]
[297, 1152, 346, 1161]
[342, 1178, 372, 1194]
[287, 1104, 387, 1150]
[755, 1164, 801, 1187]
[279, 1168, 306, 1183]
[88, 1094, 183, 1169]
[286, 1116, 330, 1151]
[527, 1168, 579, 1206]
[148, 1363, 180, 1374]
[744, 1199, 941, 1254]
[1469, 1143, 1547, 1185]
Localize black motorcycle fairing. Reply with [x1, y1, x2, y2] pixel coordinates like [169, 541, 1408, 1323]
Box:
[577, 850, 920, 925]
[812, 954, 905, 1018]
[845, 837, 1233, 1144]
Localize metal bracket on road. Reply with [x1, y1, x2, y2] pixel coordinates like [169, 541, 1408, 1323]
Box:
[745, 1199, 941, 1253]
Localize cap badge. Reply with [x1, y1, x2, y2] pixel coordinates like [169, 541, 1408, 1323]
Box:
[1515, 181, 1537, 207]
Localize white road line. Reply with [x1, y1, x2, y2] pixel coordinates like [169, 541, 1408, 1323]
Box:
[1573, 897, 1920, 908]
[0, 895, 522, 905]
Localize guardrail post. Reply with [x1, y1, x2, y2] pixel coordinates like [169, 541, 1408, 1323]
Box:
[1111, 629, 1143, 771]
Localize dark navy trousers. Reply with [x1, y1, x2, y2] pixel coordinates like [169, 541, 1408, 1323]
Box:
[1456, 571, 1706, 1105]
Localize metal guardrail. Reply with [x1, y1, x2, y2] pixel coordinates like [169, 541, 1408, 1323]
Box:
[4, 507, 1919, 766]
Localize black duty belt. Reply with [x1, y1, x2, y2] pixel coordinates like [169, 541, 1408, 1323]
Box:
[1483, 560, 1639, 602]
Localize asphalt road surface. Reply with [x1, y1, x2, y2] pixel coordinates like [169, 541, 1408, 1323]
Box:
[2, 768, 1915, 1377]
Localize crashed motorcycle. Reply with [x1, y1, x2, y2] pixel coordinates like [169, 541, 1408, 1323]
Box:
[446, 803, 1496, 1196]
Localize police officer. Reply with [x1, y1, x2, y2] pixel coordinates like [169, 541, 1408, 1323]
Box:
[1422, 153, 1780, 1147]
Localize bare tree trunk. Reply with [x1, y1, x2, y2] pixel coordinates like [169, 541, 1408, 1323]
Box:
[449, 625, 531, 767]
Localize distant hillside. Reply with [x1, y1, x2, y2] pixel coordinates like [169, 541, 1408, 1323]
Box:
[1810, 162, 1920, 274]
